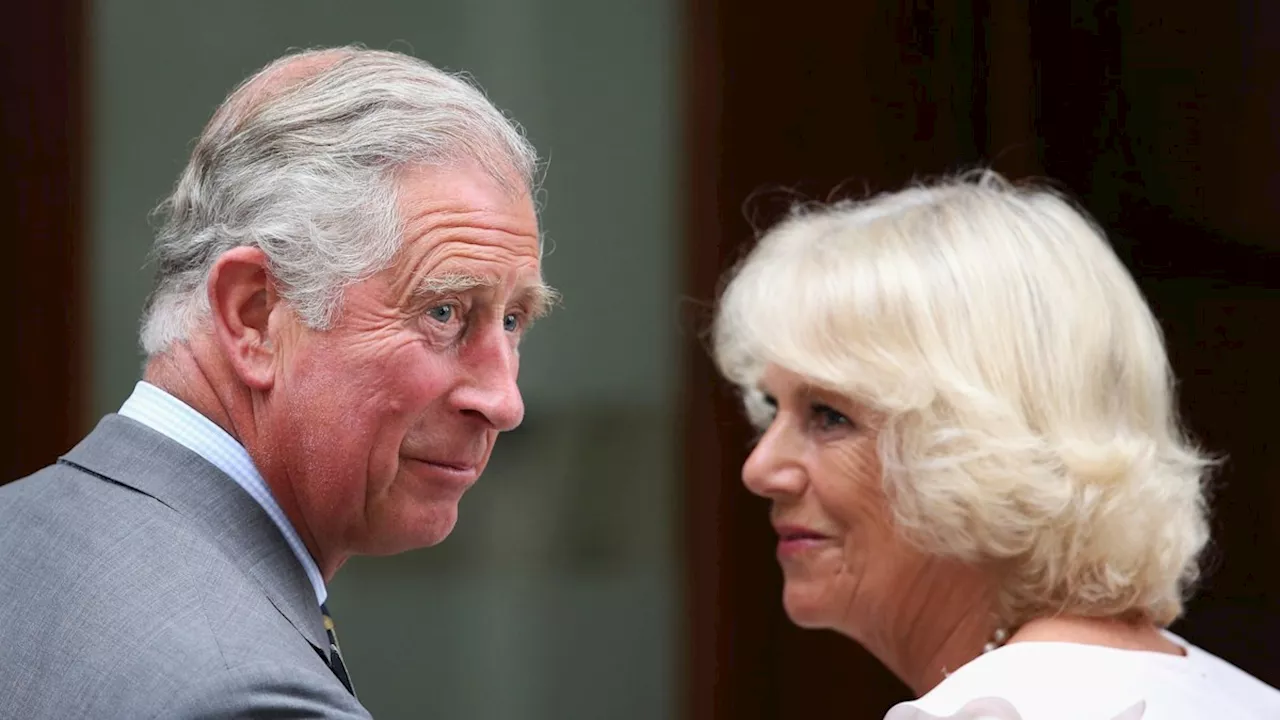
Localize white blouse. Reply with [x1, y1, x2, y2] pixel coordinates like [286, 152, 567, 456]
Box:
[885, 632, 1280, 720]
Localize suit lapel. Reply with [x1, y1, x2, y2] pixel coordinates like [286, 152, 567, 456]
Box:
[60, 414, 329, 655]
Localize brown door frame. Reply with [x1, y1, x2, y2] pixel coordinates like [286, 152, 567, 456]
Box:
[1, 1, 88, 482]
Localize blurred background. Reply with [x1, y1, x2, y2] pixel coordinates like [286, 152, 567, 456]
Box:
[4, 1, 1278, 719]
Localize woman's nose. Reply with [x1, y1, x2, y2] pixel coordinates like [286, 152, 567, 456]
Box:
[741, 423, 807, 500]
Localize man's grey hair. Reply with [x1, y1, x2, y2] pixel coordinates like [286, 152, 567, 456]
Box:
[140, 46, 539, 355]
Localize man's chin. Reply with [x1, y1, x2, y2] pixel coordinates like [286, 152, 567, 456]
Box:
[360, 504, 460, 555]
[418, 510, 458, 548]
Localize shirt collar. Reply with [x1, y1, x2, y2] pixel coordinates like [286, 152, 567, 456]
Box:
[118, 381, 328, 605]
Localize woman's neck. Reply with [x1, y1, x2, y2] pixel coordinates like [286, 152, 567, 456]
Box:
[843, 558, 1186, 699]
[846, 560, 1003, 697]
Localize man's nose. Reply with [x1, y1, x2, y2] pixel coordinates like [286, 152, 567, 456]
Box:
[451, 325, 525, 432]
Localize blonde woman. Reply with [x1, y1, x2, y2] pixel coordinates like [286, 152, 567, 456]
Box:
[711, 172, 1280, 719]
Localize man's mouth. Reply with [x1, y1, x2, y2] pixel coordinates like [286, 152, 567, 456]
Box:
[402, 455, 482, 484]
[420, 459, 475, 472]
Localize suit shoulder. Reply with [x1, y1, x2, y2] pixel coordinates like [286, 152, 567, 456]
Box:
[0, 462, 327, 716]
[0, 460, 222, 599]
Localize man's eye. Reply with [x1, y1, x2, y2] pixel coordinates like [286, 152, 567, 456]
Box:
[426, 305, 454, 323]
[503, 313, 521, 332]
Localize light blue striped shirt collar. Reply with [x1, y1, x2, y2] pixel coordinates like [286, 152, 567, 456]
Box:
[118, 381, 327, 605]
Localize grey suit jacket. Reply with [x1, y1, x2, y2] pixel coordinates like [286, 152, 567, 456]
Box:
[0, 415, 372, 719]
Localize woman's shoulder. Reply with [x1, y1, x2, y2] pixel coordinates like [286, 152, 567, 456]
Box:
[884, 633, 1280, 720]
[884, 641, 1149, 720]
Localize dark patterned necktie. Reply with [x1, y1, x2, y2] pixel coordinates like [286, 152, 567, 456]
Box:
[319, 603, 355, 696]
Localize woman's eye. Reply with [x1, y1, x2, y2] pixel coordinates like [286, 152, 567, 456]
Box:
[426, 305, 454, 323]
[743, 392, 777, 431]
[813, 404, 851, 430]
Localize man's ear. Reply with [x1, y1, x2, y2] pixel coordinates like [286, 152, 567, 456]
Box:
[207, 247, 283, 390]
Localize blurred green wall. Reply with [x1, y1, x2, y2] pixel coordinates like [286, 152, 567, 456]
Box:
[91, 1, 681, 717]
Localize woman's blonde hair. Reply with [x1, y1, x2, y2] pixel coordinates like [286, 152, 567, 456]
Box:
[712, 171, 1213, 628]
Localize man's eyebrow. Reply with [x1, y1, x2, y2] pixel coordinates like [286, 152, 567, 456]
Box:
[515, 282, 561, 320]
[412, 272, 560, 318]
[412, 273, 493, 299]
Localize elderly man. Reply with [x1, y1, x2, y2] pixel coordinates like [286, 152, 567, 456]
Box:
[0, 47, 553, 718]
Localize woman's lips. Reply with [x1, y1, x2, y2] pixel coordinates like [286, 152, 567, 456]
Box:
[773, 525, 834, 558]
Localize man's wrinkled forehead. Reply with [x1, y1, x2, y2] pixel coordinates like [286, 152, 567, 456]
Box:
[388, 160, 547, 300]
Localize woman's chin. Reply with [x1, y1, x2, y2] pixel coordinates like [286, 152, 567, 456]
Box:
[781, 581, 834, 629]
